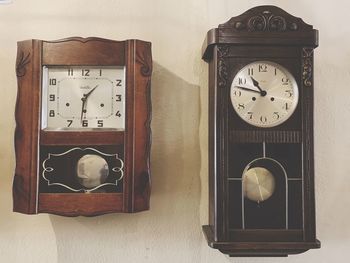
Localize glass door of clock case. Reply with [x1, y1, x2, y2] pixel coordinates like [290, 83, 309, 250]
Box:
[227, 142, 303, 231]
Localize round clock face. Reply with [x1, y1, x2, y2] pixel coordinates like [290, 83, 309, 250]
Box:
[41, 66, 125, 130]
[230, 61, 298, 128]
[242, 167, 275, 203]
[76, 154, 109, 188]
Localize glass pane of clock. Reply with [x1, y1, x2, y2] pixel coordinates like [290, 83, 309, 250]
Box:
[41, 66, 125, 130]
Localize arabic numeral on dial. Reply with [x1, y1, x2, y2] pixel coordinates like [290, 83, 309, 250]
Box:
[285, 90, 293, 97]
[116, 94, 122, 101]
[247, 112, 253, 120]
[282, 77, 289, 85]
[115, 111, 122, 117]
[116, 79, 122, 87]
[82, 69, 90, 76]
[283, 103, 290, 110]
[273, 112, 280, 119]
[67, 120, 73, 127]
[82, 120, 88, 127]
[49, 110, 55, 117]
[260, 116, 267, 123]
[68, 68, 73, 76]
[238, 78, 246, 85]
[238, 103, 245, 110]
[97, 120, 104, 127]
[233, 90, 242, 97]
[49, 94, 55, 101]
[258, 64, 267, 72]
[49, 79, 56, 85]
[248, 68, 254, 76]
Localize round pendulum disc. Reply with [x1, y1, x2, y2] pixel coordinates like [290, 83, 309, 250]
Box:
[242, 167, 275, 203]
[76, 154, 109, 189]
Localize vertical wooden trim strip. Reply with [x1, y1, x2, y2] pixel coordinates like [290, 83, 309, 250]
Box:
[301, 47, 316, 241]
[124, 40, 135, 212]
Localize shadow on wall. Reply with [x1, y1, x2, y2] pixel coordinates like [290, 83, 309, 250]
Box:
[49, 62, 203, 263]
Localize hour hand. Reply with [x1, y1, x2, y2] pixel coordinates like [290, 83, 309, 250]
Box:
[234, 85, 261, 94]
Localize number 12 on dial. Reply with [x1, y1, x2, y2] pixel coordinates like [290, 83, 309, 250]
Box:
[41, 66, 125, 130]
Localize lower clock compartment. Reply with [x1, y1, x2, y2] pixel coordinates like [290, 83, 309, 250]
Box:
[39, 145, 124, 194]
[38, 193, 124, 216]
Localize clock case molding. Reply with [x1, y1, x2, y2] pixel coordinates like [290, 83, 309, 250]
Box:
[13, 37, 152, 216]
[202, 6, 320, 256]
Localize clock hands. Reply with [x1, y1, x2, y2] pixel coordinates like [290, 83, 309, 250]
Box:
[80, 85, 99, 121]
[250, 77, 267, 96]
[234, 85, 261, 94]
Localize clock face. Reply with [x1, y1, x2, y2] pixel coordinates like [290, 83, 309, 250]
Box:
[230, 61, 298, 128]
[41, 66, 125, 130]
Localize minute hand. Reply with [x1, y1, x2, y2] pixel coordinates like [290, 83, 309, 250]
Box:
[234, 85, 261, 94]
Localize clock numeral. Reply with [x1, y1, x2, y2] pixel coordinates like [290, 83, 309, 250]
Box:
[49, 78, 57, 85]
[49, 94, 55, 101]
[238, 78, 246, 85]
[82, 69, 90, 76]
[283, 102, 290, 110]
[274, 68, 277, 75]
[282, 77, 289, 85]
[232, 90, 242, 97]
[258, 64, 267, 72]
[116, 79, 122, 87]
[273, 112, 280, 119]
[115, 111, 122, 117]
[97, 120, 104, 127]
[248, 68, 254, 76]
[68, 68, 73, 76]
[99, 69, 102, 76]
[67, 120, 73, 127]
[260, 116, 267, 123]
[116, 94, 122, 101]
[238, 103, 245, 110]
[285, 90, 293, 97]
[82, 120, 88, 127]
[247, 112, 253, 120]
[49, 110, 55, 117]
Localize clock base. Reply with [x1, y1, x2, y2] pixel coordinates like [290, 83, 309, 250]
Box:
[202, 225, 321, 257]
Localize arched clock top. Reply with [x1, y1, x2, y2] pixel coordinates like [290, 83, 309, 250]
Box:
[219, 5, 314, 32]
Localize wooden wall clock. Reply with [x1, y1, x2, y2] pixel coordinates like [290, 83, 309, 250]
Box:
[202, 6, 320, 256]
[13, 37, 152, 216]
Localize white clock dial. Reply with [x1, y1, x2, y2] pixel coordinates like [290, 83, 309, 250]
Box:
[230, 61, 298, 128]
[41, 66, 125, 130]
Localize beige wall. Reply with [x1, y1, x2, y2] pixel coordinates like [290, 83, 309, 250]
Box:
[0, 0, 348, 262]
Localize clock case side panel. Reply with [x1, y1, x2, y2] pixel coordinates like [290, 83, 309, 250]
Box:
[301, 47, 318, 243]
[124, 40, 152, 212]
[203, 45, 227, 242]
[13, 40, 42, 214]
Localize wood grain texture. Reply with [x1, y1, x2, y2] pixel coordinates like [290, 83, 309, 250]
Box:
[13, 37, 152, 216]
[13, 40, 41, 214]
[202, 5, 318, 61]
[38, 193, 123, 216]
[203, 5, 319, 256]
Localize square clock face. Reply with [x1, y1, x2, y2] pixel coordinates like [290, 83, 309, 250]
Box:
[41, 66, 125, 131]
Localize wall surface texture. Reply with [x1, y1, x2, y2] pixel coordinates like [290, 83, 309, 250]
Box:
[0, 0, 348, 262]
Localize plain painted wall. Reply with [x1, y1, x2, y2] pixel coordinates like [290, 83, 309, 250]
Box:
[0, 0, 348, 262]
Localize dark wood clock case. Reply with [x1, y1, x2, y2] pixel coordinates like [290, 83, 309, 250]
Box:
[13, 37, 152, 216]
[202, 6, 320, 256]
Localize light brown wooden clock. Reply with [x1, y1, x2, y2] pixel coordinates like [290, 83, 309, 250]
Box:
[13, 37, 152, 216]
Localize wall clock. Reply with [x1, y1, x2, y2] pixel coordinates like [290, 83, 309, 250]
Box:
[202, 6, 320, 256]
[13, 37, 152, 216]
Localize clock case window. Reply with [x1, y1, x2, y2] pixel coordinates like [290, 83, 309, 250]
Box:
[13, 37, 152, 216]
[202, 6, 320, 256]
